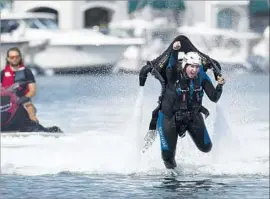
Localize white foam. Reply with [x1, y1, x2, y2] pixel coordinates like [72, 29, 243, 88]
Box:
[1, 111, 268, 177]
[1, 92, 269, 176]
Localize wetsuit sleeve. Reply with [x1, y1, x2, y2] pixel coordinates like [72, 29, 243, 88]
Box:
[201, 71, 223, 103]
[166, 51, 178, 84]
[167, 51, 177, 68]
[25, 68, 36, 83]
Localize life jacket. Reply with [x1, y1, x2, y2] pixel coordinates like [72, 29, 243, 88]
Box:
[2, 65, 29, 96]
[174, 70, 203, 111]
[172, 65, 210, 121]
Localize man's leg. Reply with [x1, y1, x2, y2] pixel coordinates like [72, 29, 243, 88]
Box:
[187, 113, 212, 152]
[157, 111, 178, 169]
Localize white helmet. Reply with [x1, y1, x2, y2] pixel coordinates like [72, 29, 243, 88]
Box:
[182, 52, 202, 68]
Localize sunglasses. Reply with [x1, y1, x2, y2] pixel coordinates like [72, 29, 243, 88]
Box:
[8, 55, 20, 60]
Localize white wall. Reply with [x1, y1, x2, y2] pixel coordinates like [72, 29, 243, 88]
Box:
[111, 1, 129, 23]
[184, 1, 206, 26]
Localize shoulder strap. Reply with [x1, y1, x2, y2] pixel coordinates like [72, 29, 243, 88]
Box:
[179, 70, 189, 90]
[1, 70, 4, 84]
[193, 76, 201, 89]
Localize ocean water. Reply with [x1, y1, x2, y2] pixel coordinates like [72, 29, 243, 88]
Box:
[1, 71, 269, 199]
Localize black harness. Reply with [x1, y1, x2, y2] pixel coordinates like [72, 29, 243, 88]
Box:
[148, 64, 210, 131]
[174, 66, 209, 122]
[173, 67, 209, 137]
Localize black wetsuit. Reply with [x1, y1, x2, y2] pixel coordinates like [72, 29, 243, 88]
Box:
[157, 51, 223, 169]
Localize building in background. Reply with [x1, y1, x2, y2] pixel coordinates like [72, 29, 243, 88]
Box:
[10, 0, 186, 29]
[7, 0, 269, 33]
[129, 0, 269, 33]
[2, 0, 268, 73]
[128, 0, 254, 32]
[11, 1, 129, 30]
[184, 1, 250, 31]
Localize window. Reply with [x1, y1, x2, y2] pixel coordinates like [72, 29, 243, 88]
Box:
[41, 18, 58, 29]
[25, 18, 58, 29]
[84, 8, 112, 28]
[217, 8, 240, 30]
[0, 19, 20, 33]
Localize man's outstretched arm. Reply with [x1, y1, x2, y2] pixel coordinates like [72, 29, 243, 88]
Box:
[201, 71, 225, 103]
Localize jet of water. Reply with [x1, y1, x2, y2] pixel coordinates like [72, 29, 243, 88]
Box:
[211, 103, 232, 161]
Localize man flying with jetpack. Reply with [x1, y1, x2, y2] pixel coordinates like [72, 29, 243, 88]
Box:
[139, 35, 225, 170]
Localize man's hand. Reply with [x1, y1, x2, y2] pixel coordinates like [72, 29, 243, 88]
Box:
[24, 103, 39, 123]
[217, 76, 225, 85]
[173, 41, 181, 50]
[29, 114, 39, 123]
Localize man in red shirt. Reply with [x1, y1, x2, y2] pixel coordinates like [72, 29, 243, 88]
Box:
[1, 47, 39, 123]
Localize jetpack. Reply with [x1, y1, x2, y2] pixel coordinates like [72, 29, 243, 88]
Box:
[139, 34, 222, 87]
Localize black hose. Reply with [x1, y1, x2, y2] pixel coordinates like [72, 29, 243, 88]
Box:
[148, 61, 166, 102]
[139, 63, 152, 86]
